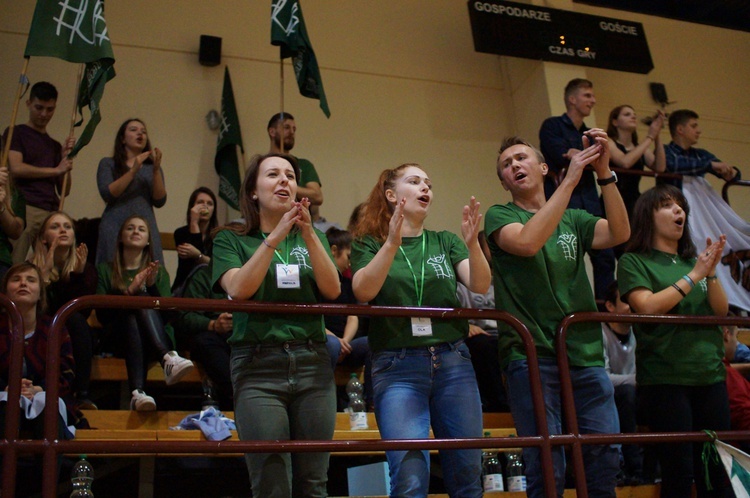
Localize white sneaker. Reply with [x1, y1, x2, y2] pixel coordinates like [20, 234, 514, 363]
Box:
[163, 351, 195, 386]
[130, 389, 156, 411]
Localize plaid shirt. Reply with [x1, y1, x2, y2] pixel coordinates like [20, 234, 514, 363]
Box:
[662, 141, 720, 188]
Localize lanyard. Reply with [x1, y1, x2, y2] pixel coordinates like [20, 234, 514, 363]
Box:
[398, 232, 426, 307]
[262, 233, 290, 266]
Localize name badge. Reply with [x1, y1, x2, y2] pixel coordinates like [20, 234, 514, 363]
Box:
[411, 317, 432, 337]
[276, 264, 300, 289]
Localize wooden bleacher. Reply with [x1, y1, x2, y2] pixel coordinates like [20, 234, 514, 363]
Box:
[74, 410, 657, 497]
[77, 411, 517, 447]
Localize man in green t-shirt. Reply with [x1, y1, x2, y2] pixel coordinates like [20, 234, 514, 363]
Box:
[267, 112, 324, 218]
[485, 134, 630, 498]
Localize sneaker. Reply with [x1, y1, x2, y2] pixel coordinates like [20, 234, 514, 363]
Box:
[130, 389, 156, 411]
[163, 351, 195, 386]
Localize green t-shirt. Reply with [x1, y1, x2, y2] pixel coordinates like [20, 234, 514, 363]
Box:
[175, 264, 226, 342]
[485, 203, 601, 368]
[0, 189, 26, 267]
[350, 230, 469, 351]
[211, 228, 332, 345]
[617, 250, 725, 386]
[295, 157, 321, 187]
[95, 262, 175, 345]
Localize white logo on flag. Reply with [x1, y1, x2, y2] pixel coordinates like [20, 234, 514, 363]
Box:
[271, 0, 300, 36]
[54, 0, 110, 46]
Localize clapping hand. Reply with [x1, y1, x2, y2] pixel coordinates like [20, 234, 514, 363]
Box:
[128, 262, 159, 295]
[461, 196, 482, 247]
[387, 198, 406, 247]
[73, 243, 88, 274]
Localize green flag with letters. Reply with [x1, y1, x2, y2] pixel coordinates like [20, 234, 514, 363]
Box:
[215, 67, 244, 211]
[271, 0, 330, 117]
[24, 0, 115, 157]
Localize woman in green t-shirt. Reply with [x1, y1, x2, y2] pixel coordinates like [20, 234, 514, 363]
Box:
[96, 215, 194, 411]
[212, 153, 340, 497]
[618, 184, 730, 497]
[350, 164, 490, 497]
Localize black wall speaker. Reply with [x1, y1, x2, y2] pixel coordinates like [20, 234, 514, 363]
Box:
[199, 35, 222, 67]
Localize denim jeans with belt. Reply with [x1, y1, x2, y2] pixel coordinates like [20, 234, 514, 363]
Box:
[231, 340, 335, 498]
[371, 339, 483, 498]
[505, 358, 620, 498]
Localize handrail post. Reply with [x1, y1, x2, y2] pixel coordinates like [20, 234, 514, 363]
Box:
[0, 295, 26, 497]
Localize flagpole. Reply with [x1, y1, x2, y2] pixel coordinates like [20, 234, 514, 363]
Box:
[279, 59, 285, 154]
[58, 63, 84, 211]
[1, 58, 31, 175]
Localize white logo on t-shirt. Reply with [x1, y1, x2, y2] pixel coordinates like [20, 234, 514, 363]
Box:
[427, 253, 453, 279]
[290, 246, 312, 269]
[556, 233, 578, 261]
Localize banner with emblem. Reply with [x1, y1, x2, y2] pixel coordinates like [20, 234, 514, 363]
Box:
[24, 0, 116, 158]
[214, 66, 244, 211]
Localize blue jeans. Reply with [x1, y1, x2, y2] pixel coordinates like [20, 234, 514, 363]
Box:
[231, 341, 336, 498]
[371, 340, 483, 498]
[505, 358, 620, 498]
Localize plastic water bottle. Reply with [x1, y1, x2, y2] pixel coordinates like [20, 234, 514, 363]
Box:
[482, 431, 504, 492]
[70, 455, 95, 497]
[506, 449, 526, 491]
[345, 372, 364, 399]
[345, 373, 368, 430]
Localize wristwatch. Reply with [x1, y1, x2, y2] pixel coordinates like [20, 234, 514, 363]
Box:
[596, 171, 618, 186]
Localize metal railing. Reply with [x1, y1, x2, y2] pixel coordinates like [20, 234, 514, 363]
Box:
[5, 296, 750, 497]
[1, 296, 560, 497]
[558, 163, 749, 202]
[556, 312, 750, 498]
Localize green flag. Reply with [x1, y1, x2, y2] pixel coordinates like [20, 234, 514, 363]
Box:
[24, 0, 115, 157]
[24, 0, 114, 62]
[69, 60, 115, 158]
[271, 0, 330, 117]
[215, 67, 244, 211]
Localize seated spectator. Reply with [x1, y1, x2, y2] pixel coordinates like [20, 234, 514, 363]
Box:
[459, 230, 508, 412]
[322, 228, 371, 407]
[96, 215, 193, 411]
[602, 280, 642, 484]
[174, 262, 233, 411]
[0, 262, 82, 431]
[662, 109, 750, 311]
[0, 262, 84, 495]
[0, 162, 24, 281]
[30, 211, 97, 409]
[172, 187, 217, 293]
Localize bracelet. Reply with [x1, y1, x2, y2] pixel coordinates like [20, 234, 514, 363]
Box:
[263, 239, 276, 250]
[706, 275, 718, 281]
[671, 283, 687, 297]
[682, 275, 695, 288]
[197, 254, 204, 263]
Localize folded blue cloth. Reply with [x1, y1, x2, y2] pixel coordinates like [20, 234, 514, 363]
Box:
[172, 407, 236, 441]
